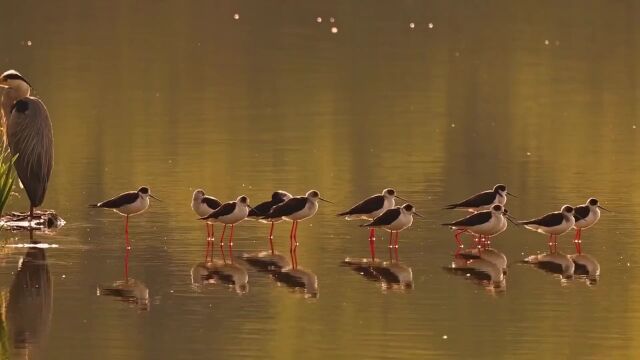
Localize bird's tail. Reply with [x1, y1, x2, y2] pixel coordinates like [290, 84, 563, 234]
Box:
[88, 204, 100, 208]
[442, 204, 458, 210]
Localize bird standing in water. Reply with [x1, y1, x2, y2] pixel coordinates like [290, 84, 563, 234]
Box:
[0, 70, 53, 222]
[572, 198, 609, 254]
[199, 195, 252, 260]
[247, 190, 292, 254]
[338, 188, 408, 261]
[520, 205, 578, 253]
[191, 189, 222, 261]
[89, 187, 161, 249]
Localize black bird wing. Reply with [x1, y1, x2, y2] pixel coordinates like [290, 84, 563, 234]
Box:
[573, 205, 590, 222]
[204, 201, 236, 219]
[442, 210, 492, 227]
[263, 197, 307, 219]
[520, 212, 564, 227]
[444, 190, 495, 209]
[362, 208, 401, 227]
[202, 196, 222, 210]
[7, 98, 53, 207]
[91, 191, 139, 208]
[338, 195, 384, 216]
[248, 199, 278, 218]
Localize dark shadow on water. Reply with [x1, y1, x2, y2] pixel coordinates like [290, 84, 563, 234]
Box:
[444, 247, 507, 292]
[3, 232, 52, 358]
[243, 250, 318, 298]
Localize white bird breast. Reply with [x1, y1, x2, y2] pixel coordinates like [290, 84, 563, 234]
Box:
[114, 196, 149, 216]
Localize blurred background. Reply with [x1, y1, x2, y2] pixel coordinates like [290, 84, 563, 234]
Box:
[0, 1, 639, 359]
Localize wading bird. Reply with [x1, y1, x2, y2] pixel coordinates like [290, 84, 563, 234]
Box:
[520, 205, 578, 253]
[444, 184, 516, 212]
[361, 203, 423, 250]
[262, 190, 332, 268]
[442, 204, 516, 251]
[0, 70, 53, 221]
[247, 190, 292, 253]
[199, 195, 251, 259]
[191, 189, 222, 261]
[338, 188, 408, 261]
[89, 187, 161, 249]
[572, 198, 609, 254]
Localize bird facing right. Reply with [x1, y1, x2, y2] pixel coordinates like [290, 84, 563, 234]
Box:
[361, 203, 423, 249]
[520, 205, 577, 253]
[338, 188, 408, 261]
[572, 198, 609, 254]
[444, 184, 516, 212]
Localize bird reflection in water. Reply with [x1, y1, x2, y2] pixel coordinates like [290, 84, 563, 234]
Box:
[191, 237, 249, 294]
[243, 250, 318, 298]
[445, 247, 507, 292]
[97, 247, 150, 309]
[3, 230, 52, 359]
[342, 245, 414, 291]
[523, 252, 600, 285]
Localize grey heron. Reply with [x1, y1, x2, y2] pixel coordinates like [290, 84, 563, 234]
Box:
[0, 70, 54, 221]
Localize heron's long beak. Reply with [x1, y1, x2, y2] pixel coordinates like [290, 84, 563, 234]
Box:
[150, 194, 162, 201]
[598, 205, 611, 212]
[414, 211, 425, 218]
[396, 195, 410, 202]
[507, 192, 518, 198]
[319, 197, 334, 204]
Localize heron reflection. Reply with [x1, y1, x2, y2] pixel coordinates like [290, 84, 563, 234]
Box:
[4, 231, 52, 358]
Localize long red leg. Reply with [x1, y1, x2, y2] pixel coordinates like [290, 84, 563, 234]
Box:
[554, 235, 558, 253]
[204, 223, 211, 262]
[219, 224, 227, 263]
[369, 228, 376, 262]
[454, 229, 467, 248]
[292, 221, 299, 269]
[394, 231, 400, 248]
[228, 224, 235, 263]
[548, 234, 554, 253]
[124, 215, 131, 250]
[209, 224, 216, 260]
[268, 222, 275, 254]
[388, 231, 394, 248]
[574, 228, 582, 254]
[124, 247, 130, 282]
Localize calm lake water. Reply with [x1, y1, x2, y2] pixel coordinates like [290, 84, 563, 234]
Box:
[1, 1, 639, 359]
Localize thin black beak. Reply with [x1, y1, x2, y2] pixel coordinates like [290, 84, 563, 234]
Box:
[319, 197, 334, 204]
[505, 214, 519, 226]
[598, 205, 611, 212]
[507, 192, 518, 198]
[150, 194, 161, 201]
[414, 211, 425, 218]
[395, 195, 410, 202]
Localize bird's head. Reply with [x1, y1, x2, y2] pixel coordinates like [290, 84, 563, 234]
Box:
[491, 204, 504, 213]
[493, 183, 517, 198]
[561, 205, 574, 214]
[306, 190, 333, 204]
[401, 203, 424, 218]
[587, 197, 610, 212]
[193, 189, 206, 201]
[383, 188, 409, 202]
[138, 186, 161, 201]
[0, 70, 31, 96]
[237, 195, 250, 206]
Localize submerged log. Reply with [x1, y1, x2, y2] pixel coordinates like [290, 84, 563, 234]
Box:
[0, 210, 65, 231]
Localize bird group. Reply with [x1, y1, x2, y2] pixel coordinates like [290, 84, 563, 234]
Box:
[440, 184, 608, 255]
[0, 70, 608, 263]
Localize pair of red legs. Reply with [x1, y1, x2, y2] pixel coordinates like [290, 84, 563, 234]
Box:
[124, 215, 131, 250]
[387, 231, 401, 248]
[218, 224, 235, 263]
[204, 223, 215, 263]
[453, 229, 467, 255]
[574, 228, 583, 254]
[289, 221, 299, 269]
